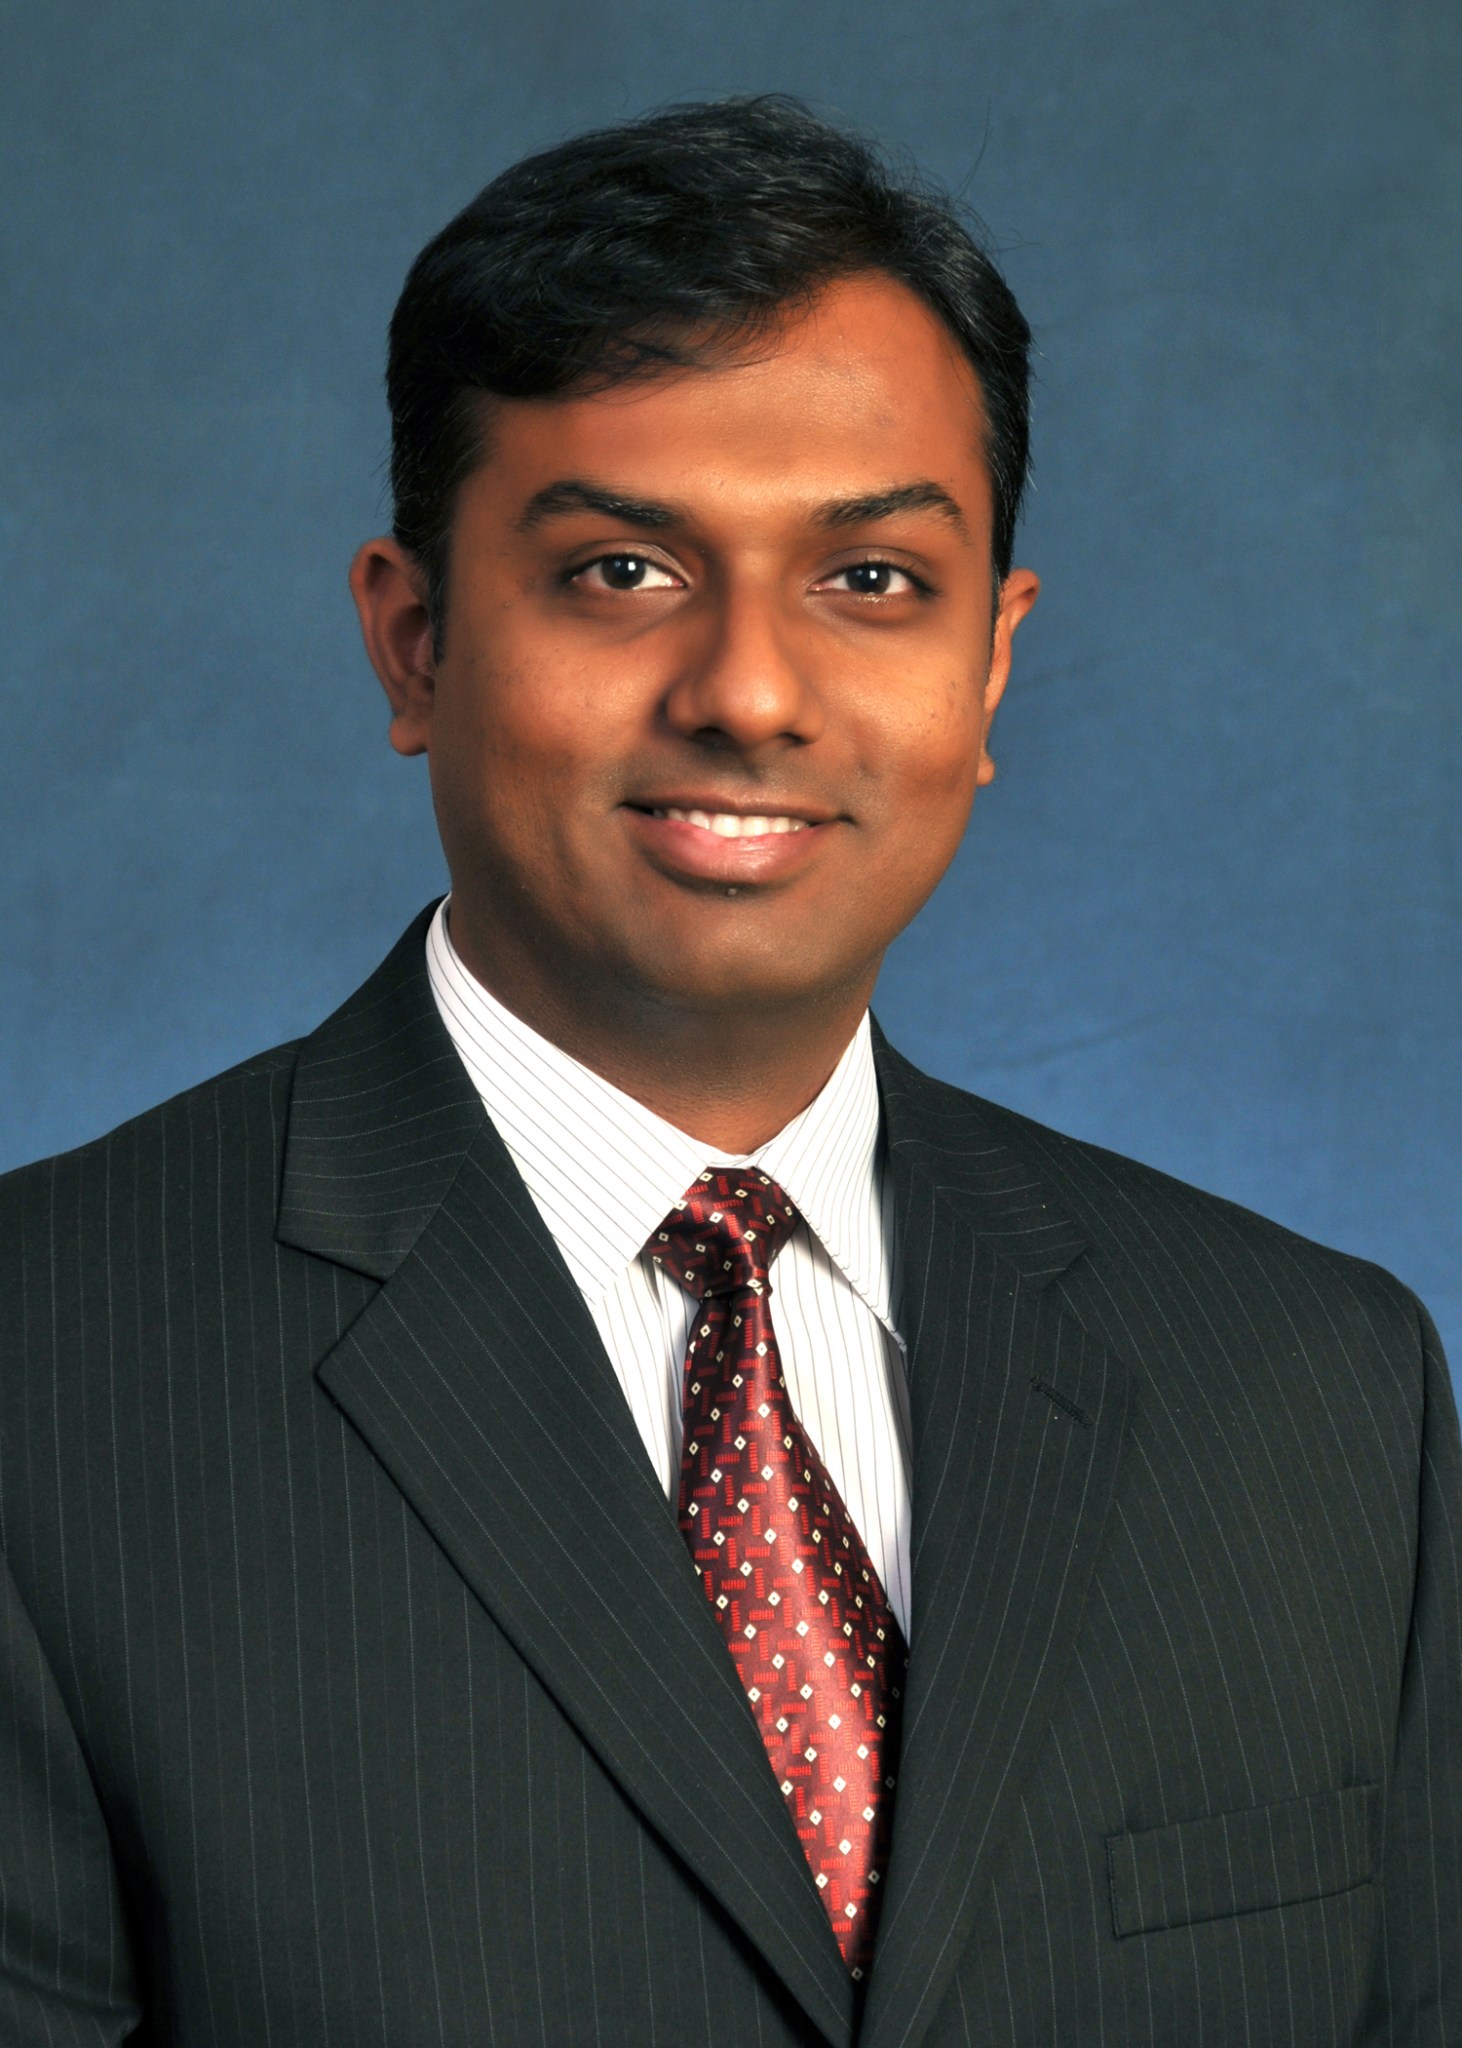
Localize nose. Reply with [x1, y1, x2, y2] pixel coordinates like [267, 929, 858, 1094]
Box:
[661, 582, 824, 753]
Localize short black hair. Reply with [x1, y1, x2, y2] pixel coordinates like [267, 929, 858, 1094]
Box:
[387, 94, 1032, 635]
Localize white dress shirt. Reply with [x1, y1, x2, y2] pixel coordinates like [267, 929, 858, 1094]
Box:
[425, 900, 913, 1636]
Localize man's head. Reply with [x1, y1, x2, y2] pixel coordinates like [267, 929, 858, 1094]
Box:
[385, 95, 1032, 641]
[351, 99, 1039, 1138]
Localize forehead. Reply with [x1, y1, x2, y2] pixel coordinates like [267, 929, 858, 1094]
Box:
[471, 273, 992, 530]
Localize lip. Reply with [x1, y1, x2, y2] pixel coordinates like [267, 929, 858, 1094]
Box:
[629, 792, 840, 826]
[621, 798, 839, 886]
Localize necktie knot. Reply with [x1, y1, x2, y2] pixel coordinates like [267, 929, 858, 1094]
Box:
[649, 1168, 799, 1300]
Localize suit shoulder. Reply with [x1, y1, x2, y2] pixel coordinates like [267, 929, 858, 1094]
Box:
[899, 1061, 1428, 1356]
[0, 1039, 303, 1240]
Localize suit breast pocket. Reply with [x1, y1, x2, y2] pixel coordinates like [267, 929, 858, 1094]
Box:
[1106, 1784, 1377, 1938]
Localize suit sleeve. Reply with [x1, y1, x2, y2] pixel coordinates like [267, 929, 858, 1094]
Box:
[0, 1545, 140, 2045]
[1360, 1298, 1462, 2043]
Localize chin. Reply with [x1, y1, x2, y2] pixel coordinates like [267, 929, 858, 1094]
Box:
[624, 935, 867, 1017]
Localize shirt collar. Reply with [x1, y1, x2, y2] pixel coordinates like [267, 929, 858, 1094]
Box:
[424, 900, 896, 1333]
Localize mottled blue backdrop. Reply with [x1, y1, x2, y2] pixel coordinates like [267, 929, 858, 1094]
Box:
[3, 2, 1459, 1377]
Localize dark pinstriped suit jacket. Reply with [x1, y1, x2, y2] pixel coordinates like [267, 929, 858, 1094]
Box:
[3, 905, 1459, 2047]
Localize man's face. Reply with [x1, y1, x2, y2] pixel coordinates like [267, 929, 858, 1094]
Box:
[357, 272, 1038, 1029]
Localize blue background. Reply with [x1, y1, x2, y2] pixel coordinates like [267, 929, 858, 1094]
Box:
[4, 3, 1459, 1379]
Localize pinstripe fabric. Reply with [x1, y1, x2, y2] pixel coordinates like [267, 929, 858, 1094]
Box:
[1, 902, 1457, 2047]
[424, 898, 913, 1634]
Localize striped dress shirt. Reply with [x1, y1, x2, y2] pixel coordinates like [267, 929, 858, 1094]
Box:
[425, 898, 914, 1635]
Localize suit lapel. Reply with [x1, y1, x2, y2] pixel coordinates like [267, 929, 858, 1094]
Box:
[277, 920, 1130, 2048]
[277, 910, 856, 2047]
[858, 1039, 1131, 2048]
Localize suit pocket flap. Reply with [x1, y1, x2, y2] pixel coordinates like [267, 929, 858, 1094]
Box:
[1107, 1783, 1377, 1938]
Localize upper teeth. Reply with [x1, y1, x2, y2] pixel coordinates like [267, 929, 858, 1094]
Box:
[655, 809, 808, 837]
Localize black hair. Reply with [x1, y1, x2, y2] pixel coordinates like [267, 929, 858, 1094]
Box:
[387, 94, 1031, 635]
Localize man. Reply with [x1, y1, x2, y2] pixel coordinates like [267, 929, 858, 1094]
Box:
[1, 95, 1458, 2048]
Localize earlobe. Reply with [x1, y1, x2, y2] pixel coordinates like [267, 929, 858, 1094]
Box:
[348, 537, 437, 757]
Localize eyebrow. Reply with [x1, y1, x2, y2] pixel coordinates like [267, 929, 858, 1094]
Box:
[814, 481, 969, 538]
[515, 475, 970, 539]
[516, 480, 678, 532]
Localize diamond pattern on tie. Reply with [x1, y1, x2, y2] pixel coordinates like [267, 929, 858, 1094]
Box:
[650, 1168, 905, 1981]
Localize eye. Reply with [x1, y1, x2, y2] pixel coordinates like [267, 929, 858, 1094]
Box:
[822, 560, 924, 598]
[572, 552, 682, 591]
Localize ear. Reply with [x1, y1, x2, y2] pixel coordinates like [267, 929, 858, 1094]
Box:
[976, 567, 1040, 786]
[348, 538, 437, 756]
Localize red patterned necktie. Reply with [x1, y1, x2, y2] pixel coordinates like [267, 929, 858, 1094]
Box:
[650, 1167, 906, 1981]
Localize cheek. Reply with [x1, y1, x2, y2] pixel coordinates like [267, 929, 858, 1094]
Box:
[426, 667, 545, 862]
[436, 649, 589, 789]
[868, 680, 986, 814]
[429, 655, 637, 886]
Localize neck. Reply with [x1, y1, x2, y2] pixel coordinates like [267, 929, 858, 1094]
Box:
[445, 916, 875, 1155]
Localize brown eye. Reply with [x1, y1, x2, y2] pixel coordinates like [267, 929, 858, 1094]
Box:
[601, 554, 652, 589]
[845, 562, 896, 595]
[825, 561, 922, 597]
[576, 553, 680, 591]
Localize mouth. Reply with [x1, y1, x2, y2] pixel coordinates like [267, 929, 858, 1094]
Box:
[623, 799, 837, 886]
[645, 806, 811, 839]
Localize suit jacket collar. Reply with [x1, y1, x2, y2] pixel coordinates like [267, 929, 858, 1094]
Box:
[279, 908, 857, 2040]
[276, 903, 482, 1281]
[278, 912, 1131, 2048]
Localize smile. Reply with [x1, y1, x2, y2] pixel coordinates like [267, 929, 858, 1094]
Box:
[624, 802, 832, 886]
[651, 808, 809, 838]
